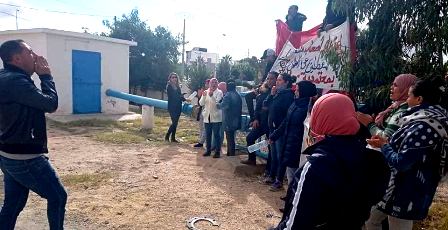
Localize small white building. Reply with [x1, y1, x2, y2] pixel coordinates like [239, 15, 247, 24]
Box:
[0, 29, 137, 115]
[186, 47, 219, 73]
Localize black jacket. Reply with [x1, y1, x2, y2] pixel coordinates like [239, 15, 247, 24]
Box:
[274, 136, 389, 230]
[321, 0, 346, 30]
[166, 84, 185, 115]
[270, 97, 310, 168]
[218, 90, 242, 131]
[286, 12, 307, 32]
[264, 88, 294, 131]
[254, 90, 270, 131]
[0, 63, 58, 154]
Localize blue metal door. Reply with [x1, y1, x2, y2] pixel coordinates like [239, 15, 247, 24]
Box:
[72, 50, 101, 114]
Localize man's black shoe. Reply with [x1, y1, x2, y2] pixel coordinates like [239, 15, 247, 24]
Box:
[193, 143, 203, 148]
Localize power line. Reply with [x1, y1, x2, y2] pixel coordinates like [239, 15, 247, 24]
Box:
[0, 10, 14, 17]
[0, 2, 114, 18]
[0, 10, 30, 21]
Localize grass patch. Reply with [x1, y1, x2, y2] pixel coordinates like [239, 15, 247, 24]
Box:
[49, 109, 202, 145]
[62, 119, 123, 128]
[414, 201, 448, 230]
[61, 172, 113, 189]
[94, 130, 147, 144]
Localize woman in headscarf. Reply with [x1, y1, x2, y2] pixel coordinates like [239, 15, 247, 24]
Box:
[357, 74, 417, 139]
[269, 81, 317, 191]
[270, 93, 382, 230]
[165, 72, 185, 142]
[365, 79, 448, 230]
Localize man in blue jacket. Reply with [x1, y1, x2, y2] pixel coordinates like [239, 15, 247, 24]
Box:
[0, 40, 67, 230]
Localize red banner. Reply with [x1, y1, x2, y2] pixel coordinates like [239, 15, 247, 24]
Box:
[275, 20, 321, 55]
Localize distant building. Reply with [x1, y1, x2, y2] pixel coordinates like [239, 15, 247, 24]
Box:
[186, 47, 218, 72]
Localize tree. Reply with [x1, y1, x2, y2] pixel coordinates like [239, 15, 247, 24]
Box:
[102, 9, 180, 96]
[216, 55, 232, 82]
[185, 57, 211, 92]
[323, 1, 448, 112]
[233, 61, 257, 81]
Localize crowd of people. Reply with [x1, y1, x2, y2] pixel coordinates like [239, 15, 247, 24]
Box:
[1, 2, 448, 229]
[163, 9, 448, 226]
[263, 75, 448, 229]
[163, 40, 448, 230]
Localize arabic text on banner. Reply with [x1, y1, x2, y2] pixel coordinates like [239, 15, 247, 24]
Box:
[271, 20, 350, 90]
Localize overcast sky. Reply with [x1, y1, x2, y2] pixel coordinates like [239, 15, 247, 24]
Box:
[0, 0, 327, 60]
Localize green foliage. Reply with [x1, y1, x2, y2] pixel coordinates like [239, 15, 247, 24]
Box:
[216, 55, 232, 82]
[233, 61, 257, 81]
[185, 57, 211, 91]
[346, 0, 448, 111]
[321, 40, 352, 91]
[230, 68, 240, 78]
[102, 9, 180, 93]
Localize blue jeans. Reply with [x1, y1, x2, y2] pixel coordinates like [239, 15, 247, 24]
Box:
[270, 136, 285, 180]
[0, 156, 67, 230]
[211, 123, 224, 150]
[205, 122, 222, 154]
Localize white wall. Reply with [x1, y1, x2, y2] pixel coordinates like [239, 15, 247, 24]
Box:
[0, 33, 48, 90]
[46, 34, 130, 115]
[187, 50, 219, 64]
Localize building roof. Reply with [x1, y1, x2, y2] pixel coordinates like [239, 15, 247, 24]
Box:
[0, 28, 137, 46]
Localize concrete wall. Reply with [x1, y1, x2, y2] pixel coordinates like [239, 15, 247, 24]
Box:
[45, 33, 130, 115]
[0, 33, 48, 88]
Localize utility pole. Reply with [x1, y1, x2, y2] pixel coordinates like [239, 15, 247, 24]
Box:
[15, 9, 19, 30]
[181, 18, 186, 78]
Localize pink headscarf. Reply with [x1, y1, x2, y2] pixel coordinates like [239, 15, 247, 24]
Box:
[309, 93, 360, 142]
[374, 74, 417, 126]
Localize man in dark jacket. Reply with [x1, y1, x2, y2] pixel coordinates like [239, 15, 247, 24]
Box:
[241, 72, 278, 165]
[218, 80, 242, 156]
[319, 0, 347, 33]
[286, 5, 307, 32]
[269, 81, 317, 190]
[0, 40, 67, 229]
[245, 49, 277, 120]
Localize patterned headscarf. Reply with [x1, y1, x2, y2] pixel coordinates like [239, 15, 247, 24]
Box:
[375, 74, 417, 127]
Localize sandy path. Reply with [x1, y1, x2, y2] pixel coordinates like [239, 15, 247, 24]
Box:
[2, 127, 283, 230]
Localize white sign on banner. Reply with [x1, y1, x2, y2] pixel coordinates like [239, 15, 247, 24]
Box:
[271, 21, 351, 90]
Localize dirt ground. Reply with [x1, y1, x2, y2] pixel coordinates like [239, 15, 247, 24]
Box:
[1, 122, 447, 230]
[3, 125, 283, 230]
